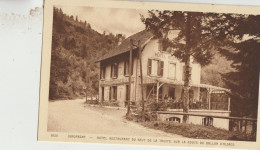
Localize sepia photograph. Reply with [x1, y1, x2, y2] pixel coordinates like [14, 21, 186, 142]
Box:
[38, 0, 260, 149]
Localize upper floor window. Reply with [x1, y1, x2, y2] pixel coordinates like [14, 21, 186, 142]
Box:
[110, 63, 118, 78]
[100, 66, 106, 79]
[124, 58, 133, 76]
[168, 62, 176, 79]
[147, 59, 164, 77]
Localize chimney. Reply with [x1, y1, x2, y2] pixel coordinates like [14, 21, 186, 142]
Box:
[117, 34, 123, 45]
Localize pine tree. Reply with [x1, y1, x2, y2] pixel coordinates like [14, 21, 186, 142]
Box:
[212, 14, 260, 118]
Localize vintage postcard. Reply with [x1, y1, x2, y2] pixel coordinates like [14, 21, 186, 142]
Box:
[38, 0, 260, 149]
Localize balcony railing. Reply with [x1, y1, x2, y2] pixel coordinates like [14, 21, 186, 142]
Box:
[147, 98, 229, 111]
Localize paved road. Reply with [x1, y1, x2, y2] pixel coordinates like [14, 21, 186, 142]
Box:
[48, 99, 183, 138]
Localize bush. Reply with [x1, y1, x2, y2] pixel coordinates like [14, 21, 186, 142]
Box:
[146, 101, 169, 111]
[141, 121, 256, 141]
[130, 106, 158, 122]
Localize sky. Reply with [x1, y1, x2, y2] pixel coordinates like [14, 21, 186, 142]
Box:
[58, 5, 149, 37]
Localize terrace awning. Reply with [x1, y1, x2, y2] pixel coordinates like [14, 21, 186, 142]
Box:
[141, 76, 230, 92]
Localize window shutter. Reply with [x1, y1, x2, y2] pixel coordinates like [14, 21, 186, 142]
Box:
[109, 87, 111, 100]
[160, 61, 164, 76]
[131, 58, 134, 75]
[124, 61, 126, 75]
[147, 59, 152, 75]
[110, 65, 113, 78]
[115, 63, 118, 78]
[100, 67, 102, 79]
[103, 67, 106, 79]
[115, 86, 117, 100]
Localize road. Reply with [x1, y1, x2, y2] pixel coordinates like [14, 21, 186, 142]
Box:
[48, 99, 183, 138]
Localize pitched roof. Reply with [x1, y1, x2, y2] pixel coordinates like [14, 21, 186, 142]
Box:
[96, 30, 154, 62]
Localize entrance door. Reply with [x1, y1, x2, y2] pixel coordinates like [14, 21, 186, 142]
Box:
[168, 87, 175, 100]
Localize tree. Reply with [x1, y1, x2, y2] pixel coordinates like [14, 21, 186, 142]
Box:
[141, 11, 218, 123]
[211, 14, 260, 118]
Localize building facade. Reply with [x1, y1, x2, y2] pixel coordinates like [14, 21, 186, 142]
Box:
[96, 31, 231, 130]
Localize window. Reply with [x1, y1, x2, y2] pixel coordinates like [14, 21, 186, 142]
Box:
[147, 59, 164, 77]
[151, 59, 158, 75]
[168, 62, 176, 79]
[100, 66, 106, 79]
[110, 86, 117, 101]
[158, 61, 164, 77]
[124, 58, 133, 76]
[202, 117, 213, 126]
[167, 117, 180, 123]
[110, 63, 118, 78]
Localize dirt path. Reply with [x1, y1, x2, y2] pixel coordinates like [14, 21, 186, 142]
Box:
[48, 99, 184, 138]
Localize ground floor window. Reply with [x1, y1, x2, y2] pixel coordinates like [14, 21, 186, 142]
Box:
[110, 86, 117, 101]
[167, 117, 180, 123]
[202, 117, 213, 126]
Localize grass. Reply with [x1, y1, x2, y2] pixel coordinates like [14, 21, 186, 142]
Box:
[140, 121, 256, 141]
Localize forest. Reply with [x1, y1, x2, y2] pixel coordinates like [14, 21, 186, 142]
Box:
[49, 7, 121, 100]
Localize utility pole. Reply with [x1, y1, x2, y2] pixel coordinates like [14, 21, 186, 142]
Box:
[126, 39, 133, 117]
[138, 40, 145, 121]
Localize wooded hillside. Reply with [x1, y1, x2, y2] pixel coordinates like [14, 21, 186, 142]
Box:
[49, 7, 121, 100]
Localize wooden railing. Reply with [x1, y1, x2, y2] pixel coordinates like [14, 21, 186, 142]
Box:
[155, 99, 228, 111]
